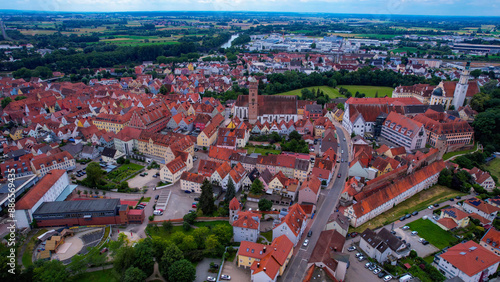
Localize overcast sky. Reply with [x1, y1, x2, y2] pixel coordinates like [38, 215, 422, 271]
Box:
[0, 0, 498, 17]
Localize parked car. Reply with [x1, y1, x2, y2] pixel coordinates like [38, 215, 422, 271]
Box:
[155, 195, 159, 200]
[188, 210, 195, 213]
[390, 230, 396, 235]
[337, 173, 341, 178]
[350, 232, 358, 238]
[355, 252, 362, 258]
[433, 215, 440, 221]
[378, 272, 386, 278]
[450, 198, 454, 201]
[399, 216, 405, 221]
[220, 274, 231, 280]
[184, 190, 192, 194]
[194, 197, 200, 201]
[428, 205, 434, 209]
[411, 231, 418, 236]
[348, 246, 357, 252]
[383, 274, 393, 281]
[369, 264, 377, 271]
[402, 226, 410, 230]
[422, 240, 430, 245]
[152, 174, 158, 178]
[405, 214, 411, 219]
[412, 211, 419, 216]
[434, 203, 440, 207]
[456, 196, 462, 199]
[192, 204, 197, 208]
[303, 239, 309, 247]
[308, 230, 313, 237]
[210, 264, 219, 269]
[207, 277, 216, 282]
[358, 256, 365, 261]
[373, 268, 382, 275]
[365, 262, 372, 268]
[100, 247, 108, 254]
[418, 238, 425, 243]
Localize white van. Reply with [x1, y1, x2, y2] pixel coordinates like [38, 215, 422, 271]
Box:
[153, 209, 163, 216]
[341, 150, 344, 154]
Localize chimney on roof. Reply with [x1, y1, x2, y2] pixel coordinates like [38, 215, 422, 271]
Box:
[263, 247, 266, 253]
[263, 267, 266, 272]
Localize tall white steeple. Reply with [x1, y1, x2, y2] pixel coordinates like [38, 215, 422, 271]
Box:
[452, 61, 470, 110]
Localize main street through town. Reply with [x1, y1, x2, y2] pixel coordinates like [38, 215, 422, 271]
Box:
[280, 127, 350, 282]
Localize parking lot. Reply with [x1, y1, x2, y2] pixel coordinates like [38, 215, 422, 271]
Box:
[153, 181, 199, 220]
[394, 227, 439, 258]
[344, 248, 384, 282]
[126, 168, 160, 189]
[195, 258, 222, 282]
[219, 260, 251, 282]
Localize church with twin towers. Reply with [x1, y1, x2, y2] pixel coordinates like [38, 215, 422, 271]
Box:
[234, 77, 298, 124]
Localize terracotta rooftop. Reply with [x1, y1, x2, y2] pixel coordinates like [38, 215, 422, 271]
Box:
[16, 169, 67, 210]
[439, 240, 500, 277]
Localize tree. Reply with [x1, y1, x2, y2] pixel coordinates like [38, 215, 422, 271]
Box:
[167, 259, 196, 282]
[258, 198, 273, 211]
[250, 179, 265, 195]
[86, 247, 106, 269]
[67, 254, 87, 275]
[133, 240, 155, 276]
[109, 233, 128, 255]
[159, 85, 169, 95]
[85, 162, 104, 188]
[337, 103, 344, 111]
[160, 243, 184, 276]
[33, 260, 69, 282]
[183, 211, 197, 225]
[310, 43, 316, 49]
[113, 246, 136, 273]
[199, 179, 215, 215]
[289, 130, 302, 142]
[123, 267, 147, 282]
[205, 234, 221, 255]
[212, 224, 233, 246]
[192, 227, 209, 248]
[180, 235, 197, 251]
[162, 220, 173, 233]
[225, 178, 236, 203]
[470, 69, 482, 79]
[1, 97, 12, 109]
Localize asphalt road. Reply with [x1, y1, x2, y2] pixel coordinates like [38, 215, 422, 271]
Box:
[279, 127, 350, 282]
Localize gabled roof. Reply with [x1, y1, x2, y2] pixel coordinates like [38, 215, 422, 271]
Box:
[277, 203, 307, 236]
[166, 156, 186, 174]
[299, 175, 322, 196]
[233, 211, 261, 230]
[464, 198, 500, 215]
[308, 230, 346, 272]
[16, 170, 67, 210]
[439, 241, 500, 277]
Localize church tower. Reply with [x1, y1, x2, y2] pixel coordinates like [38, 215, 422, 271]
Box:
[248, 77, 259, 124]
[452, 61, 470, 110]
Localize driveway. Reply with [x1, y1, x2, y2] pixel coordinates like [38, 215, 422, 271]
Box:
[220, 260, 251, 282]
[190, 151, 208, 173]
[195, 258, 221, 282]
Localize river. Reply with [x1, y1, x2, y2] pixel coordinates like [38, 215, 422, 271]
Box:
[220, 33, 240, 49]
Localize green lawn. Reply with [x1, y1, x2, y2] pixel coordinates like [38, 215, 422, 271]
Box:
[106, 163, 144, 183]
[443, 142, 478, 160]
[485, 158, 500, 181]
[148, 221, 230, 240]
[337, 85, 393, 98]
[391, 47, 419, 54]
[245, 146, 281, 155]
[261, 231, 273, 242]
[71, 269, 119, 282]
[276, 86, 340, 98]
[407, 218, 458, 249]
[351, 185, 467, 233]
[276, 85, 393, 99]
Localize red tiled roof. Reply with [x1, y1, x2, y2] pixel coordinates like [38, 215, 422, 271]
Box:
[299, 175, 322, 196]
[279, 203, 307, 236]
[437, 217, 458, 229]
[464, 198, 500, 215]
[166, 156, 186, 174]
[16, 170, 67, 210]
[232, 211, 261, 230]
[229, 197, 241, 210]
[352, 161, 446, 218]
[481, 228, 500, 249]
[31, 151, 74, 170]
[180, 171, 205, 184]
[440, 241, 500, 277]
[127, 209, 144, 216]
